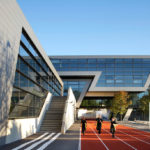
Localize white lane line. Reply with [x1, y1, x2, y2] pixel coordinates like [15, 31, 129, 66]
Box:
[125, 126, 150, 135]
[90, 127, 109, 150]
[12, 132, 49, 150]
[125, 129, 150, 138]
[24, 133, 55, 150]
[78, 128, 81, 150]
[124, 124, 150, 133]
[37, 133, 61, 150]
[103, 129, 137, 150]
[118, 130, 150, 145]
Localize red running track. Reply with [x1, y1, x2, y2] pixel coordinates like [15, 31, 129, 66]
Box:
[81, 121, 150, 150]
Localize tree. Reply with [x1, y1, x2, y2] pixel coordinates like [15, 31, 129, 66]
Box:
[104, 99, 112, 109]
[139, 90, 150, 116]
[128, 93, 139, 107]
[111, 91, 131, 120]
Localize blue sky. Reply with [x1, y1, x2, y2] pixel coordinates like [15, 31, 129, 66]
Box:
[17, 0, 150, 55]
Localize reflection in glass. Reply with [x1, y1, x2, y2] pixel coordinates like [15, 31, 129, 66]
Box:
[10, 31, 62, 118]
[51, 57, 150, 88]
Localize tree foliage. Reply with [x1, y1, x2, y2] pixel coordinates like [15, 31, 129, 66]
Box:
[111, 91, 131, 117]
[139, 90, 150, 114]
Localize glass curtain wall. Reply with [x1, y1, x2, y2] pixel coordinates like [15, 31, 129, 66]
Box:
[80, 97, 113, 108]
[63, 79, 87, 100]
[51, 58, 150, 87]
[9, 29, 62, 118]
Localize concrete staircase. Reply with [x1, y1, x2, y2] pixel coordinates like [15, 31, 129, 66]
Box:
[40, 96, 67, 132]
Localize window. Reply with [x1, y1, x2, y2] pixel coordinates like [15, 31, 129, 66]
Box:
[10, 30, 62, 119]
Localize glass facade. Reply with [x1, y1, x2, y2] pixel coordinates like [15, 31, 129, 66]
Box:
[9, 30, 62, 118]
[81, 97, 112, 108]
[63, 79, 87, 99]
[51, 58, 150, 87]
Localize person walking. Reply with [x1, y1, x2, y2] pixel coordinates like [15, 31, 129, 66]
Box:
[96, 115, 103, 134]
[110, 117, 117, 138]
[81, 117, 87, 135]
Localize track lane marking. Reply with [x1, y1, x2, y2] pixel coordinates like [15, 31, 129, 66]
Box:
[120, 125, 150, 137]
[12, 132, 49, 150]
[37, 133, 61, 150]
[90, 126, 109, 150]
[24, 133, 55, 150]
[123, 128, 150, 138]
[123, 124, 150, 133]
[103, 129, 137, 150]
[118, 130, 150, 145]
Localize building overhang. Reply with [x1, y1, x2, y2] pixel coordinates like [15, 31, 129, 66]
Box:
[85, 92, 115, 97]
[58, 71, 150, 92]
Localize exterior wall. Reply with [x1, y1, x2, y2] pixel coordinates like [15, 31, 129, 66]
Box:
[0, 0, 22, 144]
[5, 92, 52, 145]
[61, 88, 76, 134]
[0, 0, 62, 145]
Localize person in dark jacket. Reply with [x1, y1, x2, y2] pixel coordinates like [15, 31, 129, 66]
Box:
[110, 117, 117, 138]
[81, 117, 87, 135]
[96, 115, 103, 134]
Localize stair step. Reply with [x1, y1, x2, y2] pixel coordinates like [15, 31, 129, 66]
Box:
[40, 96, 67, 132]
[40, 127, 61, 130]
[45, 114, 63, 116]
[50, 105, 65, 107]
[42, 120, 62, 122]
[42, 123, 62, 125]
[45, 112, 62, 114]
[47, 111, 64, 113]
[47, 110, 64, 113]
[50, 104, 65, 107]
[51, 101, 65, 103]
[43, 120, 62, 122]
[45, 113, 63, 115]
[49, 107, 64, 109]
[44, 116, 62, 118]
[43, 117, 62, 120]
[40, 128, 61, 130]
[41, 125, 61, 127]
[40, 129, 60, 132]
[48, 108, 64, 110]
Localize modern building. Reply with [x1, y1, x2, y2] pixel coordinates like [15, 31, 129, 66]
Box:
[0, 0, 66, 146]
[0, 0, 150, 147]
[50, 56, 150, 108]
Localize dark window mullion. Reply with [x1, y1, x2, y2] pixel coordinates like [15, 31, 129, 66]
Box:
[13, 86, 43, 98]
[18, 55, 54, 91]
[20, 42, 61, 94]
[20, 37, 61, 95]
[16, 69, 47, 92]
[20, 41, 49, 77]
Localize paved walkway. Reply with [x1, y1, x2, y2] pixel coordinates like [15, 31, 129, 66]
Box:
[0, 123, 80, 150]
